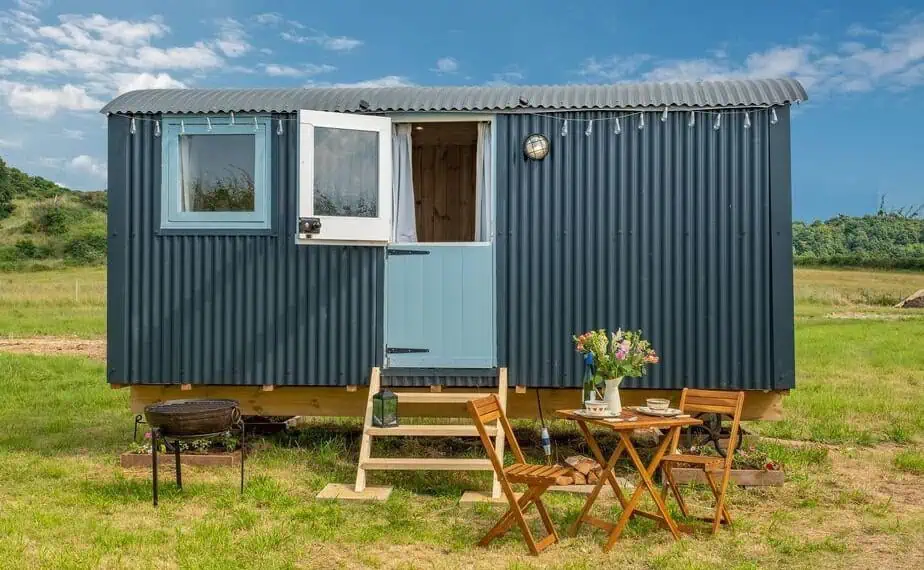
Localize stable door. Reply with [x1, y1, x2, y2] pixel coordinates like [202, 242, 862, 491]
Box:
[384, 243, 495, 368]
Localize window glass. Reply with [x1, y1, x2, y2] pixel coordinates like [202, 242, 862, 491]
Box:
[179, 134, 256, 212]
[313, 127, 378, 217]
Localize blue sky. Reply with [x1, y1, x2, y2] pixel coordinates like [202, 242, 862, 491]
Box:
[1, 0, 922, 221]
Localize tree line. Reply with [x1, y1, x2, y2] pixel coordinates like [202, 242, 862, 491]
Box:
[0, 157, 65, 219]
[793, 201, 924, 270]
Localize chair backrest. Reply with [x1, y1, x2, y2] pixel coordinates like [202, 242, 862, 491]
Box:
[672, 388, 746, 468]
[467, 395, 526, 474]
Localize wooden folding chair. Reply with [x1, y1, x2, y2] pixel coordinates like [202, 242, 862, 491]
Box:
[660, 388, 745, 534]
[467, 395, 570, 556]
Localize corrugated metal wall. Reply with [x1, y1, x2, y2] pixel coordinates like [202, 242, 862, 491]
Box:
[495, 109, 794, 390]
[108, 108, 794, 390]
[107, 113, 384, 386]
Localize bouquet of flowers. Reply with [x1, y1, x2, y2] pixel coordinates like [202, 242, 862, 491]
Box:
[573, 329, 659, 380]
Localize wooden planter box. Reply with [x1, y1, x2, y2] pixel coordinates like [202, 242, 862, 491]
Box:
[668, 467, 784, 487]
[120, 450, 242, 468]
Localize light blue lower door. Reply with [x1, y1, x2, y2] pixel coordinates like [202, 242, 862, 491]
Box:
[385, 243, 495, 368]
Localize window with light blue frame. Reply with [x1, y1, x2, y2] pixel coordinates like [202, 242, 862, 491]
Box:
[160, 116, 272, 231]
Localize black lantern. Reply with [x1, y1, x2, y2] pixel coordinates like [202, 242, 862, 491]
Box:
[372, 387, 399, 428]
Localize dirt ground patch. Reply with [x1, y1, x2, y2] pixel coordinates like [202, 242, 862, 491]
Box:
[0, 337, 105, 360]
[829, 445, 924, 513]
[825, 311, 905, 320]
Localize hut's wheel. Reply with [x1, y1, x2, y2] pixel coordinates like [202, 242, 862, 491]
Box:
[683, 413, 739, 458]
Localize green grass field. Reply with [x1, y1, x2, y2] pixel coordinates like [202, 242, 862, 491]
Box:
[0, 267, 922, 569]
[0, 267, 106, 337]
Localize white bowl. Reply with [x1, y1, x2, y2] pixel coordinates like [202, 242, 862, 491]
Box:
[584, 401, 609, 415]
[646, 398, 670, 411]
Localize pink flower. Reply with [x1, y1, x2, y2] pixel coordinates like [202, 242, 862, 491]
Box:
[144, 432, 152, 440]
[615, 349, 628, 360]
[619, 340, 631, 352]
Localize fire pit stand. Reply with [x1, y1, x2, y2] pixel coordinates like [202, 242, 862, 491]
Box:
[150, 423, 245, 506]
[143, 399, 246, 506]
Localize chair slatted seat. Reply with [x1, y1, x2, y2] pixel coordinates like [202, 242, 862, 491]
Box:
[468, 394, 569, 556]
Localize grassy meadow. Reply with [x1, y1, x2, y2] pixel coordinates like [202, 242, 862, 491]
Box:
[0, 267, 923, 569]
[0, 266, 106, 337]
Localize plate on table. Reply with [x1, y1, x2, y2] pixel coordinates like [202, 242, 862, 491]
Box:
[574, 409, 622, 419]
[634, 406, 685, 417]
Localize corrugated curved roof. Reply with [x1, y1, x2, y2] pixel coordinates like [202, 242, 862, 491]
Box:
[101, 78, 807, 115]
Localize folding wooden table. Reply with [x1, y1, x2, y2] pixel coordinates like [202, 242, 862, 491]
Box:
[556, 409, 703, 551]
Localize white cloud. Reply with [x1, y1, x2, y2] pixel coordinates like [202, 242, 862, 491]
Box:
[485, 68, 525, 86]
[328, 75, 412, 88]
[37, 14, 168, 54]
[0, 51, 72, 73]
[578, 16, 924, 95]
[0, 138, 23, 148]
[255, 12, 283, 26]
[14, 0, 48, 12]
[62, 128, 84, 140]
[0, 81, 103, 118]
[433, 57, 458, 73]
[281, 30, 363, 51]
[68, 154, 106, 179]
[36, 156, 64, 169]
[133, 43, 223, 70]
[263, 64, 301, 77]
[322, 36, 362, 51]
[263, 63, 336, 77]
[214, 17, 250, 58]
[8, 9, 40, 26]
[577, 54, 654, 81]
[113, 72, 186, 94]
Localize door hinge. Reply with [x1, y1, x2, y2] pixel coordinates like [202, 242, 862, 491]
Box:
[386, 347, 430, 354]
[387, 249, 430, 257]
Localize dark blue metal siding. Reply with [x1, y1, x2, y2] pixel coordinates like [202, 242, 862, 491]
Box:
[107, 113, 383, 386]
[496, 109, 793, 390]
[109, 109, 794, 390]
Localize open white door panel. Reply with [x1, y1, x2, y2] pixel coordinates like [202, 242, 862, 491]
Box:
[297, 110, 392, 245]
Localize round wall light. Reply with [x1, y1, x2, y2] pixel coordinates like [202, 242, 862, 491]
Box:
[523, 133, 550, 160]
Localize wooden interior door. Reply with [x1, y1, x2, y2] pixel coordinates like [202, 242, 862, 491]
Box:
[411, 122, 478, 242]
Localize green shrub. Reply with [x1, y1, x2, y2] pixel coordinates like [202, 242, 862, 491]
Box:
[794, 255, 924, 271]
[13, 239, 53, 260]
[63, 232, 107, 264]
[76, 191, 108, 212]
[31, 202, 91, 236]
[0, 158, 13, 220]
[793, 213, 924, 260]
[0, 245, 17, 263]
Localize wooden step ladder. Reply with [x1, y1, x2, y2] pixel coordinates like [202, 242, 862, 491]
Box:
[353, 367, 508, 500]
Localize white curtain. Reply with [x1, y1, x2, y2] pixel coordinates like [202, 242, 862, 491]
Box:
[179, 136, 194, 211]
[475, 122, 493, 242]
[391, 124, 417, 243]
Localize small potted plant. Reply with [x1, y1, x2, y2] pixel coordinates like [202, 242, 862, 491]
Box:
[573, 329, 659, 414]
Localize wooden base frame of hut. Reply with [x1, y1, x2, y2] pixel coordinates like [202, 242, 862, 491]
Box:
[125, 385, 783, 422]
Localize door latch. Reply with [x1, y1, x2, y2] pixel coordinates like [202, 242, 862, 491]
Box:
[385, 347, 430, 354]
[298, 217, 322, 238]
[386, 249, 430, 257]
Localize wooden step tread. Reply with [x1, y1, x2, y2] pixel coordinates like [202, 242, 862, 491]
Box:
[360, 458, 493, 471]
[366, 425, 495, 437]
[390, 392, 488, 404]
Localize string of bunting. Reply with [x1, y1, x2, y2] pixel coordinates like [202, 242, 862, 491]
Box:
[116, 105, 780, 137]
